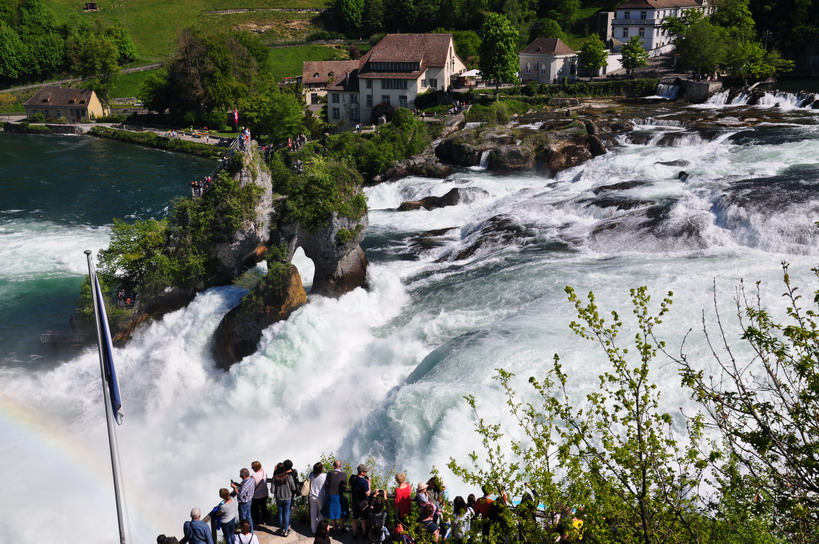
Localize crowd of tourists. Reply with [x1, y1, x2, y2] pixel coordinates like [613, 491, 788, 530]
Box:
[158, 458, 586, 544]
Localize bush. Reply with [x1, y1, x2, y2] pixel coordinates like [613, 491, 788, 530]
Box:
[414, 89, 440, 110]
[28, 112, 46, 123]
[306, 30, 345, 42]
[96, 114, 128, 123]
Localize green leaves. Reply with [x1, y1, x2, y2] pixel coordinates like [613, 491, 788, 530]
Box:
[620, 36, 649, 76]
[577, 34, 608, 79]
[478, 13, 520, 89]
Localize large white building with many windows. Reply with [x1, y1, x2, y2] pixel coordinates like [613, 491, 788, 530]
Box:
[611, 0, 709, 54]
[322, 33, 467, 129]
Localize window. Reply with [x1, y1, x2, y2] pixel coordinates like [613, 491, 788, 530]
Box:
[624, 10, 630, 18]
[351, 108, 360, 120]
[332, 107, 340, 120]
[366, 79, 372, 89]
[311, 93, 320, 104]
[331, 93, 340, 103]
[351, 94, 358, 104]
[399, 95, 407, 108]
[640, 10, 646, 19]
[382, 79, 408, 89]
[540, 63, 546, 74]
[381, 95, 390, 104]
[622, 28, 629, 37]
[421, 80, 427, 88]
[525, 62, 531, 73]
[429, 78, 438, 89]
[639, 27, 645, 37]
[366, 95, 373, 107]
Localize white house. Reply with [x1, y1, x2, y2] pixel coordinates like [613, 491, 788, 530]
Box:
[519, 38, 578, 84]
[611, 0, 710, 55]
[323, 33, 467, 128]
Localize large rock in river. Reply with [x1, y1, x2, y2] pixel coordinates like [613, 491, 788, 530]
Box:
[212, 264, 307, 369]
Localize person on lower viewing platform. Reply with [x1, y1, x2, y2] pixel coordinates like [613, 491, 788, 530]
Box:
[217, 487, 238, 544]
[350, 463, 371, 538]
[250, 461, 268, 526]
[183, 507, 213, 544]
[273, 462, 296, 536]
[309, 461, 327, 534]
[234, 520, 260, 544]
[231, 468, 255, 532]
[323, 459, 347, 532]
[419, 502, 440, 541]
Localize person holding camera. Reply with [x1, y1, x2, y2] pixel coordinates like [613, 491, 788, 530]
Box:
[231, 468, 255, 533]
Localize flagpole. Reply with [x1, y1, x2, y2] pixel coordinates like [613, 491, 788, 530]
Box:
[85, 249, 128, 544]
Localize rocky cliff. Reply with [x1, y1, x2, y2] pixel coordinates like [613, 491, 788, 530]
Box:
[434, 114, 630, 176]
[208, 146, 369, 367]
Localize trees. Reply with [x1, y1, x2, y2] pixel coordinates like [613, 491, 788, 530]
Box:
[620, 36, 649, 76]
[67, 33, 120, 100]
[335, 0, 365, 36]
[478, 12, 519, 92]
[711, 0, 755, 39]
[533, 17, 567, 41]
[676, 19, 726, 76]
[141, 28, 266, 122]
[724, 40, 793, 79]
[577, 34, 607, 80]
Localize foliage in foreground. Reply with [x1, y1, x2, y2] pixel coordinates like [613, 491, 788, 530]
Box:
[676, 264, 819, 543]
[450, 268, 817, 543]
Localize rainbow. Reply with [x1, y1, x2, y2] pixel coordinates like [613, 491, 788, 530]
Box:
[0, 391, 172, 541]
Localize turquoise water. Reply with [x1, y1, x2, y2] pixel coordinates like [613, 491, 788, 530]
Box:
[0, 132, 213, 366]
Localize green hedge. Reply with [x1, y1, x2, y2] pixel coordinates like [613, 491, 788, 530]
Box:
[471, 78, 660, 99]
[4, 121, 52, 134]
[89, 126, 222, 158]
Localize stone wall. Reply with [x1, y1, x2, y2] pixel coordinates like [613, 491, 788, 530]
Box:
[681, 80, 722, 103]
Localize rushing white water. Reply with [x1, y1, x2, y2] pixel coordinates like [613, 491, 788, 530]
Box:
[1, 113, 818, 543]
[699, 89, 818, 110]
[646, 83, 680, 100]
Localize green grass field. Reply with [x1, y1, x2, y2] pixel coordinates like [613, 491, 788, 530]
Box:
[46, 0, 332, 62]
[109, 70, 155, 99]
[269, 44, 350, 79]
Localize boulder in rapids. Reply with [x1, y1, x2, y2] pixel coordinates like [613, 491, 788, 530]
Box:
[398, 188, 462, 211]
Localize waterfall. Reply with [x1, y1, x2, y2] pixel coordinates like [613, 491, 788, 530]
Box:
[706, 90, 729, 105]
[655, 83, 680, 100]
[479, 150, 490, 169]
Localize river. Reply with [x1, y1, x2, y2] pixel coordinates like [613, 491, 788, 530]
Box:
[0, 98, 817, 543]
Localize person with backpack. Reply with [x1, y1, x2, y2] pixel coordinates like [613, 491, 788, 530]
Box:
[368, 492, 390, 543]
[350, 464, 372, 539]
[234, 520, 260, 544]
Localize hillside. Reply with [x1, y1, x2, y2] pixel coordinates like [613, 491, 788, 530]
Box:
[45, 0, 333, 63]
